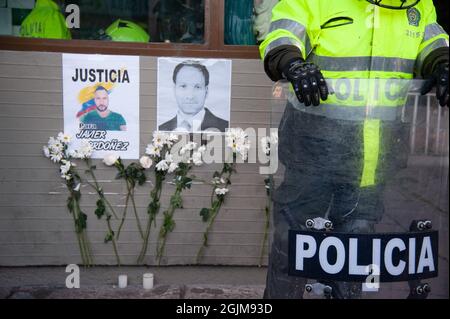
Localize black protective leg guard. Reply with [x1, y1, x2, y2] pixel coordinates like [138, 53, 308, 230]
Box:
[264, 203, 307, 299]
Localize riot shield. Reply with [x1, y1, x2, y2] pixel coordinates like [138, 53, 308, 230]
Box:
[269, 79, 449, 299]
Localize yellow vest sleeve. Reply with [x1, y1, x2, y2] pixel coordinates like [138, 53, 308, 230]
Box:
[259, 0, 320, 61]
[415, 0, 449, 75]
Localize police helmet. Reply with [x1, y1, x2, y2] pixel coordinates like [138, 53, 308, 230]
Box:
[103, 19, 150, 43]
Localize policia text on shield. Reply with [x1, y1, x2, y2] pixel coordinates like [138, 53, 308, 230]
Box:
[260, 0, 448, 299]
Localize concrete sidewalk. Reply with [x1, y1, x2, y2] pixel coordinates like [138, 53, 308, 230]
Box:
[1, 266, 448, 299]
[1, 285, 266, 299]
[0, 266, 267, 299]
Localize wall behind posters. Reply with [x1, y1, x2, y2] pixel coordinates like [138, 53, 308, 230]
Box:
[0, 50, 274, 266]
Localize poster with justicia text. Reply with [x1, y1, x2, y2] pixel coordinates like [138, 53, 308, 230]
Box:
[62, 53, 140, 159]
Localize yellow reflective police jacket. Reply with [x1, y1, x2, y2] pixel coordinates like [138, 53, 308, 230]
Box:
[261, 0, 448, 80]
[260, 0, 449, 187]
[20, 0, 71, 40]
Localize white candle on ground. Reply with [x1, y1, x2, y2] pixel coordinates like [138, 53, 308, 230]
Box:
[143, 273, 154, 290]
[118, 275, 127, 288]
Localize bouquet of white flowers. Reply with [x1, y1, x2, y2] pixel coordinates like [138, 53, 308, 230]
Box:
[137, 132, 180, 264]
[197, 128, 251, 263]
[43, 133, 93, 266]
[156, 141, 206, 265]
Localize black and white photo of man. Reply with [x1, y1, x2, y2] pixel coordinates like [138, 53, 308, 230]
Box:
[157, 58, 231, 133]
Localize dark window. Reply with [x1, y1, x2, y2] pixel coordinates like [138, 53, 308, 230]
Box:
[0, 0, 260, 58]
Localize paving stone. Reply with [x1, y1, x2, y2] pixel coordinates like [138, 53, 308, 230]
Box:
[0, 287, 12, 299]
[9, 291, 34, 299]
[184, 285, 264, 299]
[7, 286, 59, 299]
[45, 285, 181, 299]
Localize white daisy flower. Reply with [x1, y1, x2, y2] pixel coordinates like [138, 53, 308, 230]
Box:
[197, 145, 207, 154]
[155, 160, 169, 172]
[50, 152, 63, 163]
[57, 132, 72, 144]
[225, 128, 250, 160]
[48, 137, 64, 154]
[260, 136, 271, 155]
[164, 152, 174, 164]
[192, 151, 203, 166]
[215, 188, 229, 196]
[180, 142, 197, 155]
[145, 144, 161, 158]
[152, 132, 167, 148]
[167, 133, 179, 144]
[168, 162, 179, 173]
[78, 141, 93, 158]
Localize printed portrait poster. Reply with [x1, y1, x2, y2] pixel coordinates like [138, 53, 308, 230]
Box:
[63, 53, 140, 159]
[157, 57, 232, 134]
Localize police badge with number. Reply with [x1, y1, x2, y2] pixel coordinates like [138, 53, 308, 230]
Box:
[407, 7, 421, 27]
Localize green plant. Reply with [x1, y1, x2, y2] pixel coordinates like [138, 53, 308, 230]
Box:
[258, 132, 278, 266]
[112, 158, 147, 240]
[137, 132, 179, 264]
[155, 141, 205, 265]
[259, 176, 273, 267]
[84, 157, 121, 265]
[43, 133, 93, 266]
[197, 128, 250, 263]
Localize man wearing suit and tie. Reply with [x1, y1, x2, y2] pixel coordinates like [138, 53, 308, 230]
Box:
[159, 60, 229, 133]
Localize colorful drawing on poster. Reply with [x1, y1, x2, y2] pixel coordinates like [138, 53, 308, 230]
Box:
[63, 54, 140, 159]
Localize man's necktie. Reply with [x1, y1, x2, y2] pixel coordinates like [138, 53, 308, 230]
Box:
[180, 120, 192, 132]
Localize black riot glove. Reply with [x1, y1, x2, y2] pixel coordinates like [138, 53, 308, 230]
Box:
[282, 58, 329, 106]
[421, 62, 449, 107]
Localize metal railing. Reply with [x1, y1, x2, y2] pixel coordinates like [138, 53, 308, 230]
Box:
[407, 93, 449, 156]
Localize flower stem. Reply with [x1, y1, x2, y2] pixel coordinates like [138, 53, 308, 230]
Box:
[156, 188, 181, 265]
[65, 174, 91, 266]
[196, 200, 221, 263]
[72, 196, 92, 266]
[152, 184, 164, 228]
[259, 205, 270, 267]
[84, 160, 119, 220]
[71, 209, 87, 266]
[103, 199, 119, 220]
[138, 213, 154, 264]
[81, 231, 93, 267]
[128, 181, 145, 239]
[106, 217, 121, 265]
[259, 176, 274, 267]
[116, 190, 130, 240]
[197, 166, 234, 264]
[137, 173, 165, 264]
[75, 199, 93, 266]
[83, 159, 121, 264]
